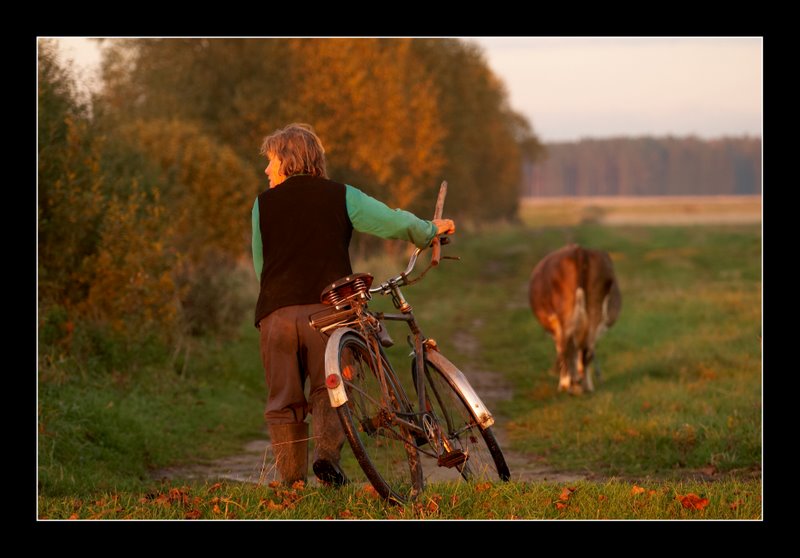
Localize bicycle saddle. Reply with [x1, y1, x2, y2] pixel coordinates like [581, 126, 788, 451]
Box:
[320, 273, 374, 306]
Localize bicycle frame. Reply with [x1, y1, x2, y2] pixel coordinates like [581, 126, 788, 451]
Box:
[320, 246, 495, 434]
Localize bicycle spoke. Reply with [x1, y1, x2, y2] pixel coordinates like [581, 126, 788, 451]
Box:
[334, 332, 423, 502]
[416, 359, 509, 484]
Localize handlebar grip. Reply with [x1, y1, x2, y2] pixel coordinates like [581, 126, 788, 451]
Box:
[431, 181, 448, 267]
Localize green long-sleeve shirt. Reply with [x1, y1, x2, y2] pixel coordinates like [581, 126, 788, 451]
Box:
[252, 184, 437, 281]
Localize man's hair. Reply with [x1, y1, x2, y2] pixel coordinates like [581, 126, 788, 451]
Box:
[260, 123, 328, 179]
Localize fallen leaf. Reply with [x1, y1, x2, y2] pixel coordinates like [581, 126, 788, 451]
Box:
[185, 509, 201, 519]
[555, 502, 567, 510]
[212, 504, 221, 514]
[475, 482, 491, 492]
[68, 513, 79, 520]
[361, 485, 380, 499]
[729, 500, 743, 510]
[598, 495, 606, 502]
[631, 485, 645, 495]
[268, 481, 281, 489]
[291, 480, 305, 490]
[267, 500, 284, 511]
[208, 482, 223, 493]
[679, 493, 709, 510]
[558, 488, 572, 501]
[339, 509, 352, 518]
[155, 493, 171, 507]
[168, 488, 187, 504]
[426, 499, 439, 513]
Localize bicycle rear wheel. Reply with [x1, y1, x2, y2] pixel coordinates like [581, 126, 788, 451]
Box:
[332, 331, 423, 503]
[415, 357, 510, 484]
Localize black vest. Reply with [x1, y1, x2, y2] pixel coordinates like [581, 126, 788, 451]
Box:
[254, 175, 353, 326]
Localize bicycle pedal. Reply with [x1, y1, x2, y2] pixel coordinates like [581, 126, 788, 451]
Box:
[437, 450, 468, 468]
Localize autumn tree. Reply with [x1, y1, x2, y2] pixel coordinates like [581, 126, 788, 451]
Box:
[523, 136, 762, 197]
[38, 39, 104, 310]
[115, 118, 257, 336]
[38, 40, 182, 364]
[410, 39, 544, 222]
[96, 37, 542, 222]
[280, 38, 446, 214]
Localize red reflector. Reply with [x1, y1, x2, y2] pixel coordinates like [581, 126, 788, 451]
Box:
[325, 374, 341, 389]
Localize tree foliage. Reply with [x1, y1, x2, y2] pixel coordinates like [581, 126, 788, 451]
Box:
[39, 40, 181, 357]
[97, 37, 541, 219]
[523, 136, 761, 197]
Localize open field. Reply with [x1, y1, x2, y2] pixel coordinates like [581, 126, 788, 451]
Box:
[38, 197, 763, 520]
[520, 195, 762, 227]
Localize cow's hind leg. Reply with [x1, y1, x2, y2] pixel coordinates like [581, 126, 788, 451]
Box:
[557, 356, 571, 392]
[549, 315, 572, 392]
[583, 349, 597, 392]
[582, 357, 595, 393]
[558, 373, 572, 392]
[568, 348, 584, 395]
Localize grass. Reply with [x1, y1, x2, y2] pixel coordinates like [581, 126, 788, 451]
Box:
[38, 477, 761, 520]
[37, 203, 763, 520]
[37, 321, 267, 497]
[368, 222, 761, 479]
[519, 195, 761, 226]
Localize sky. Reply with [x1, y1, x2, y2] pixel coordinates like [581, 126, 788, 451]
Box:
[50, 36, 763, 144]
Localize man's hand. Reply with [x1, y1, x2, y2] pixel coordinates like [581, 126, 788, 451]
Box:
[433, 219, 455, 235]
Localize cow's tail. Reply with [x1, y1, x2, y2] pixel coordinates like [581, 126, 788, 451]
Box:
[570, 287, 589, 341]
[570, 246, 590, 342]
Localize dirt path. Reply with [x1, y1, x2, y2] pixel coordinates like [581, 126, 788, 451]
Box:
[151, 330, 590, 487]
[150, 324, 758, 487]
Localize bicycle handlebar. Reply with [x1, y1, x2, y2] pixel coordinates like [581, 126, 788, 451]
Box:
[369, 181, 451, 295]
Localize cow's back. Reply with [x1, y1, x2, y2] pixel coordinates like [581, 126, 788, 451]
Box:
[528, 244, 583, 336]
[529, 244, 621, 342]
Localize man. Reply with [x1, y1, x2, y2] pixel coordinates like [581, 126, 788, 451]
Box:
[252, 123, 454, 486]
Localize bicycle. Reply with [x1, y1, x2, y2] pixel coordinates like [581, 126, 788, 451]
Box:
[309, 182, 510, 504]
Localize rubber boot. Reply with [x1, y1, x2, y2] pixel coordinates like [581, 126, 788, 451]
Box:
[268, 422, 309, 485]
[310, 390, 349, 486]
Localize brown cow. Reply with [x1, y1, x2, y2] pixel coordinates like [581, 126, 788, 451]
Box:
[529, 244, 621, 394]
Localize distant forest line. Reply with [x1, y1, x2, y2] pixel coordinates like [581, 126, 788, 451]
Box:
[522, 136, 762, 197]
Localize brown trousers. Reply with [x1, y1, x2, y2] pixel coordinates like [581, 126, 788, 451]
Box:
[258, 303, 329, 425]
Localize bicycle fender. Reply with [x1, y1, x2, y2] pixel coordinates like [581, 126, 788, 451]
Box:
[424, 350, 495, 430]
[323, 327, 356, 407]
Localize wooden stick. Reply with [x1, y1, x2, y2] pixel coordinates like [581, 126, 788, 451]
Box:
[431, 181, 448, 266]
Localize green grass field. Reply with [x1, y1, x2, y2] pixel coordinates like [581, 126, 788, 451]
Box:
[38, 201, 762, 520]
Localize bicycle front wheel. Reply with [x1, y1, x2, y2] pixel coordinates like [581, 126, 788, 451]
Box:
[332, 331, 423, 503]
[415, 356, 510, 484]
